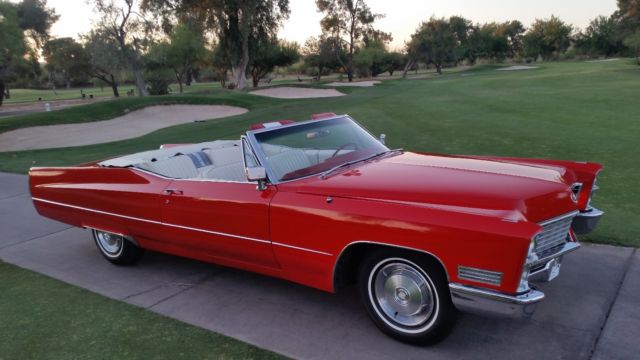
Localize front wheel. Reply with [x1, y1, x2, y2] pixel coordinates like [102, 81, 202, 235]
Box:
[358, 250, 456, 344]
[92, 229, 144, 265]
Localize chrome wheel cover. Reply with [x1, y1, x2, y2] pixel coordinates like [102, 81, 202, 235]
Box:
[95, 231, 123, 256]
[369, 260, 437, 330]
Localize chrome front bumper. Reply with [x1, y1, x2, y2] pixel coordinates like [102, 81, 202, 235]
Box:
[449, 284, 544, 319]
[450, 241, 581, 319]
[571, 207, 604, 235]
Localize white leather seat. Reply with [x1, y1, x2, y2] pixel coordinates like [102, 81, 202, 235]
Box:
[267, 149, 312, 180]
[199, 162, 246, 182]
[204, 146, 242, 166]
[143, 155, 198, 179]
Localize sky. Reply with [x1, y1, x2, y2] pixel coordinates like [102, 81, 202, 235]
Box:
[46, 0, 619, 50]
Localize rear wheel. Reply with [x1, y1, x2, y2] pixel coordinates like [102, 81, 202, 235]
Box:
[92, 230, 144, 265]
[358, 250, 456, 344]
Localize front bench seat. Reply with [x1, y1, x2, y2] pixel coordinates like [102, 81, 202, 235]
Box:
[199, 162, 247, 182]
[267, 149, 312, 180]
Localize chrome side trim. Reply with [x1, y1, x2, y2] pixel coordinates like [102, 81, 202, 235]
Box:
[32, 197, 331, 256]
[449, 283, 545, 319]
[132, 168, 254, 184]
[272, 241, 332, 256]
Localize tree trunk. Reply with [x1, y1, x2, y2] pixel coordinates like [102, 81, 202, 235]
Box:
[435, 63, 442, 74]
[131, 61, 148, 96]
[0, 81, 5, 106]
[346, 55, 354, 82]
[252, 72, 259, 88]
[4, 83, 9, 99]
[129, 45, 148, 96]
[111, 84, 120, 97]
[402, 59, 416, 78]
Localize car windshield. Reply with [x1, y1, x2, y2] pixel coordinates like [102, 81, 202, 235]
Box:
[252, 116, 389, 182]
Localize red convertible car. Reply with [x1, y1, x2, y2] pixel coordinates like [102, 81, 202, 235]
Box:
[29, 113, 603, 344]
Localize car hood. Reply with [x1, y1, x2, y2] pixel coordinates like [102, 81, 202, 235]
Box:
[284, 152, 577, 223]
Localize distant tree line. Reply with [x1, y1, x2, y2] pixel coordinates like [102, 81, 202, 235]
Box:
[1, 0, 639, 106]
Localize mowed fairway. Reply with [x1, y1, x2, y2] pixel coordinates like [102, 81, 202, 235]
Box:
[0, 60, 637, 246]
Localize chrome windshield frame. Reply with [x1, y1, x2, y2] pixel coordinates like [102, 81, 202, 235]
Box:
[245, 115, 389, 185]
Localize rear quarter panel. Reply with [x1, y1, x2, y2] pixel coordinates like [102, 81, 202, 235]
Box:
[29, 166, 171, 244]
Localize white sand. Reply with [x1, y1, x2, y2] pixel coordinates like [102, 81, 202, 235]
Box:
[585, 58, 620, 63]
[497, 65, 539, 71]
[0, 105, 247, 152]
[249, 87, 345, 99]
[325, 80, 380, 87]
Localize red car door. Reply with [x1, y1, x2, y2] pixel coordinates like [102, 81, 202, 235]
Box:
[159, 180, 279, 268]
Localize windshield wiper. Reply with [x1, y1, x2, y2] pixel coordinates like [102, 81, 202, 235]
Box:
[320, 149, 403, 179]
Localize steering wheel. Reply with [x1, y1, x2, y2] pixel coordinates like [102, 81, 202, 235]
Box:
[331, 143, 358, 158]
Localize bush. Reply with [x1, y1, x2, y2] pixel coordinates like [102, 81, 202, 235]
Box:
[145, 69, 173, 95]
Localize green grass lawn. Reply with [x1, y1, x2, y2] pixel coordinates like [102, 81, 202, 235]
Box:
[0, 59, 638, 248]
[0, 261, 284, 360]
[2, 82, 225, 104]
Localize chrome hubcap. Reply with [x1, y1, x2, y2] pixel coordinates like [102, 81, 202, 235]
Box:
[96, 231, 123, 255]
[372, 262, 435, 327]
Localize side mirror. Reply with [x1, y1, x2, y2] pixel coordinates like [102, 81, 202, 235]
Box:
[379, 133, 386, 145]
[246, 166, 268, 190]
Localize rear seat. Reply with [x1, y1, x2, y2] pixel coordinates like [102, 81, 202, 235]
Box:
[141, 155, 199, 179]
[203, 146, 242, 166]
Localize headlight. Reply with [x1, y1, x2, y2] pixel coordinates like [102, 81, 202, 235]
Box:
[517, 237, 538, 293]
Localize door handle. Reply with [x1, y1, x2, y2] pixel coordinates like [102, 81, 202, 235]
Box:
[163, 189, 184, 195]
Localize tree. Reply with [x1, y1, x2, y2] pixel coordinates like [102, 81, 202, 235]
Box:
[0, 0, 57, 106]
[92, 0, 153, 96]
[145, 24, 206, 93]
[142, 0, 290, 90]
[618, 0, 640, 25]
[523, 16, 573, 61]
[303, 36, 341, 80]
[576, 16, 625, 57]
[248, 38, 299, 87]
[42, 38, 91, 88]
[448, 16, 476, 63]
[211, 43, 230, 87]
[383, 51, 405, 76]
[406, 17, 457, 74]
[624, 30, 640, 64]
[82, 30, 127, 97]
[316, 0, 387, 82]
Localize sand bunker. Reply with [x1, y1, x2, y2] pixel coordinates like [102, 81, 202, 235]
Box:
[0, 105, 247, 152]
[249, 87, 345, 99]
[497, 66, 539, 71]
[585, 58, 620, 63]
[325, 80, 380, 87]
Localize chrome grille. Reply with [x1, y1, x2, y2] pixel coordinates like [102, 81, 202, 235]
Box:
[458, 266, 503, 286]
[535, 212, 577, 258]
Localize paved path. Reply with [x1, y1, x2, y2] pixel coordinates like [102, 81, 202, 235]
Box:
[0, 172, 637, 360]
[0, 105, 247, 152]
